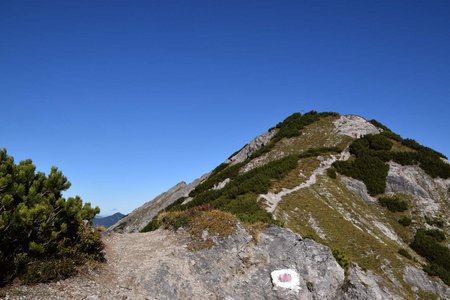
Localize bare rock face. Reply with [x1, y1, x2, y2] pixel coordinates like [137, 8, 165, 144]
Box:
[106, 225, 406, 300]
[333, 115, 381, 138]
[108, 176, 206, 233]
[5, 225, 400, 299]
[342, 263, 403, 300]
[386, 162, 450, 220]
[403, 266, 450, 298]
[225, 129, 277, 165]
[182, 225, 345, 300]
[130, 225, 347, 299]
[341, 176, 377, 205]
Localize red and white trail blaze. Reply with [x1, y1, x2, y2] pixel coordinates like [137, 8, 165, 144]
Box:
[271, 269, 300, 291]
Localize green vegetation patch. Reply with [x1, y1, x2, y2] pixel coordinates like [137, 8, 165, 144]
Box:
[143, 144, 342, 232]
[334, 153, 389, 195]
[423, 229, 446, 242]
[250, 111, 340, 159]
[192, 154, 298, 205]
[411, 229, 450, 285]
[190, 161, 245, 197]
[426, 216, 445, 229]
[398, 248, 412, 260]
[143, 154, 299, 232]
[369, 119, 391, 132]
[332, 249, 350, 274]
[378, 196, 408, 212]
[398, 217, 412, 227]
[327, 167, 337, 179]
[0, 149, 104, 285]
[213, 193, 275, 224]
[333, 128, 450, 196]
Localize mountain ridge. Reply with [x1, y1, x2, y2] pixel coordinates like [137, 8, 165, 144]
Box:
[101, 111, 450, 299]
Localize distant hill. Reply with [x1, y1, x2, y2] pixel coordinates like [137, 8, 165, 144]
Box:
[94, 212, 125, 228]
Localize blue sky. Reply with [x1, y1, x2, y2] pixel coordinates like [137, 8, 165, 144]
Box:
[1, 1, 449, 215]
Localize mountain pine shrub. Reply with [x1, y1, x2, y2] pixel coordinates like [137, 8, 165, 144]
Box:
[398, 216, 412, 226]
[411, 228, 450, 285]
[0, 149, 103, 285]
[332, 249, 350, 275]
[424, 229, 446, 242]
[327, 168, 337, 179]
[378, 196, 408, 212]
[334, 131, 450, 196]
[369, 119, 391, 132]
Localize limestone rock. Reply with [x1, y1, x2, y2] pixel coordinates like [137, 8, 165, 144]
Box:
[225, 129, 277, 165]
[341, 176, 377, 204]
[403, 266, 450, 298]
[386, 161, 450, 221]
[342, 263, 403, 300]
[333, 115, 381, 139]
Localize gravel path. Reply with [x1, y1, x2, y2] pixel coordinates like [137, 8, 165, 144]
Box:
[1, 231, 187, 300]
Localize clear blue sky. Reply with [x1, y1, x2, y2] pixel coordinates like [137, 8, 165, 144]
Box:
[1, 1, 449, 215]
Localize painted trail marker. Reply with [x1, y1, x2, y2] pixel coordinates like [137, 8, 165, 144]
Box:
[271, 269, 301, 291]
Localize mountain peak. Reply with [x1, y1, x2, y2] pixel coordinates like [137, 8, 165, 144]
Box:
[109, 111, 450, 298]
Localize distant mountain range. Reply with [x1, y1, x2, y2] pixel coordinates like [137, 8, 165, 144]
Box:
[94, 212, 125, 227]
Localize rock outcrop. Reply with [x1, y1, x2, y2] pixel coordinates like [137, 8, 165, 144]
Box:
[4, 222, 450, 299]
[225, 129, 277, 165]
[403, 266, 450, 298]
[144, 225, 346, 300]
[333, 115, 381, 138]
[386, 161, 450, 221]
[342, 263, 403, 300]
[4, 224, 394, 299]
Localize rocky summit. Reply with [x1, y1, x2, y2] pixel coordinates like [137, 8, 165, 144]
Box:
[3, 111, 450, 299]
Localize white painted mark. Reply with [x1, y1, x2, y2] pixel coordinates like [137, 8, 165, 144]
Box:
[271, 269, 301, 291]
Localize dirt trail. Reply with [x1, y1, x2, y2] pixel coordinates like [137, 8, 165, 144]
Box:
[1, 231, 188, 300]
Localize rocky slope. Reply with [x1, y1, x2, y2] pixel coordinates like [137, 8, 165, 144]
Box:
[4, 111, 449, 300]
[129, 112, 449, 299]
[0, 221, 415, 300]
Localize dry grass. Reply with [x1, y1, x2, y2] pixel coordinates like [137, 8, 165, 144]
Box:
[159, 209, 238, 251]
[95, 225, 107, 233]
[390, 139, 416, 153]
[243, 222, 270, 243]
[190, 210, 237, 240]
[189, 210, 238, 250]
